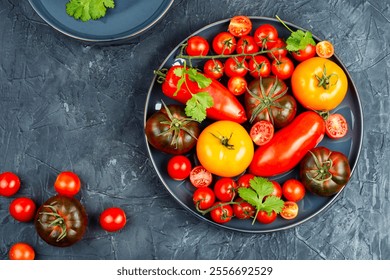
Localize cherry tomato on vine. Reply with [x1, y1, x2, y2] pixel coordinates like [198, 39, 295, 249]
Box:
[237, 173, 255, 188]
[248, 55, 271, 78]
[316, 40, 334, 58]
[233, 198, 255, 219]
[186, 36, 209, 56]
[193, 187, 215, 210]
[236, 35, 259, 56]
[292, 44, 316, 62]
[228, 76, 247, 96]
[9, 243, 35, 260]
[212, 32, 236, 55]
[224, 57, 248, 77]
[167, 155, 192, 180]
[189, 166, 213, 188]
[271, 56, 294, 80]
[256, 210, 277, 224]
[203, 59, 224, 79]
[99, 207, 127, 232]
[267, 38, 288, 60]
[210, 202, 233, 224]
[280, 201, 299, 220]
[250, 120, 274, 146]
[254, 24, 279, 49]
[282, 179, 306, 202]
[213, 177, 237, 202]
[325, 113, 348, 139]
[54, 171, 81, 197]
[0, 172, 21, 197]
[9, 197, 36, 222]
[228, 15, 252, 37]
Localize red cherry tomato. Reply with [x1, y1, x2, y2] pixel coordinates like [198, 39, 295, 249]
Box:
[213, 177, 237, 202]
[210, 202, 233, 224]
[280, 201, 299, 220]
[325, 113, 348, 139]
[186, 36, 209, 56]
[282, 179, 306, 202]
[193, 187, 215, 210]
[267, 38, 288, 60]
[250, 120, 274, 146]
[224, 57, 248, 78]
[9, 243, 35, 260]
[99, 207, 127, 232]
[292, 44, 316, 62]
[0, 172, 21, 197]
[212, 32, 236, 55]
[237, 173, 255, 188]
[189, 166, 213, 188]
[254, 24, 279, 49]
[228, 16, 252, 37]
[9, 197, 36, 222]
[248, 55, 271, 78]
[236, 35, 259, 56]
[233, 198, 255, 220]
[227, 76, 247, 96]
[256, 210, 277, 224]
[54, 171, 81, 197]
[316, 40, 334, 58]
[167, 155, 192, 180]
[270, 181, 283, 198]
[271, 56, 295, 80]
[203, 59, 224, 79]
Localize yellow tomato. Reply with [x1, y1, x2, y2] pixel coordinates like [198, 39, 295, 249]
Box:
[291, 57, 348, 111]
[196, 121, 254, 177]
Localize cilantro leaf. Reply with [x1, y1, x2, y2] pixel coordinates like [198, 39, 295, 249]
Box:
[66, 0, 115, 22]
[286, 30, 316, 52]
[185, 92, 214, 122]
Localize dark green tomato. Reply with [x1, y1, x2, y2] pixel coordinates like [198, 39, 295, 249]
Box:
[35, 195, 88, 247]
[145, 104, 200, 155]
[245, 76, 297, 128]
[300, 146, 351, 197]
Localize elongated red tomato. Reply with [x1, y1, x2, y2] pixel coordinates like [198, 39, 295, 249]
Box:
[249, 111, 325, 177]
[160, 66, 247, 123]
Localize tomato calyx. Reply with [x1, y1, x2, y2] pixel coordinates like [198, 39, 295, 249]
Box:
[210, 132, 235, 150]
[306, 150, 333, 183]
[315, 64, 338, 90]
[196, 201, 238, 216]
[37, 203, 67, 242]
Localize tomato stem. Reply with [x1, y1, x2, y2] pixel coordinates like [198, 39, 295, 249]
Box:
[275, 15, 294, 34]
[315, 64, 338, 90]
[210, 132, 235, 150]
[196, 201, 239, 215]
[176, 48, 278, 61]
[38, 204, 68, 242]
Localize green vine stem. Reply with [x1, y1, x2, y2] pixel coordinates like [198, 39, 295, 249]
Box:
[38, 204, 67, 242]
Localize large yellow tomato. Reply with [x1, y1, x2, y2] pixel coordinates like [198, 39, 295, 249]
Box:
[196, 121, 254, 177]
[291, 57, 348, 111]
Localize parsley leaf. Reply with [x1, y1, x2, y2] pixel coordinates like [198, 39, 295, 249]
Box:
[286, 30, 316, 52]
[185, 92, 214, 122]
[186, 68, 212, 88]
[66, 0, 115, 22]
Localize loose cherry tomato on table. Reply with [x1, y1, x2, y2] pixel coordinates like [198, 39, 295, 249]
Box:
[250, 120, 274, 146]
[228, 15, 252, 37]
[203, 59, 224, 79]
[193, 187, 215, 210]
[54, 171, 81, 197]
[167, 155, 192, 180]
[237, 173, 255, 188]
[280, 201, 299, 220]
[291, 44, 316, 62]
[212, 32, 237, 55]
[224, 57, 248, 77]
[186, 36, 209, 56]
[254, 24, 279, 49]
[189, 166, 213, 188]
[233, 198, 255, 219]
[210, 202, 233, 224]
[9, 197, 36, 222]
[213, 177, 238, 202]
[100, 207, 127, 232]
[282, 179, 306, 202]
[316, 40, 334, 58]
[248, 55, 271, 78]
[325, 113, 348, 139]
[0, 172, 21, 197]
[9, 243, 35, 260]
[271, 56, 294, 80]
[256, 210, 277, 224]
[236, 35, 259, 56]
[228, 76, 247, 96]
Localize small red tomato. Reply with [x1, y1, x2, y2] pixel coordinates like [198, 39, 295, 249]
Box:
[248, 55, 271, 78]
[193, 187, 215, 210]
[0, 172, 21, 197]
[256, 210, 277, 224]
[54, 171, 81, 197]
[9, 197, 36, 222]
[270, 181, 283, 198]
[237, 173, 255, 188]
[212, 32, 236, 55]
[203, 59, 224, 79]
[233, 198, 255, 219]
[228, 76, 247, 96]
[228, 15, 252, 37]
[213, 177, 237, 202]
[280, 201, 299, 220]
[9, 243, 35, 260]
[250, 120, 274, 146]
[267, 38, 288, 60]
[99, 207, 127, 232]
[271, 56, 295, 80]
[186, 36, 209, 56]
[292, 44, 316, 62]
[189, 166, 213, 188]
[167, 155, 192, 180]
[325, 113, 348, 139]
[282, 179, 306, 202]
[224, 57, 248, 78]
[236, 35, 259, 56]
[254, 24, 279, 49]
[210, 202, 233, 224]
[316, 40, 334, 58]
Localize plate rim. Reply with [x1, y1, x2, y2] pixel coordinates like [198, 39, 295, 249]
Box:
[27, 0, 175, 42]
[144, 16, 364, 233]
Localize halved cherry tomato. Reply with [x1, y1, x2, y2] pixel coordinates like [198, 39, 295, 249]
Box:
[203, 59, 224, 79]
[282, 179, 306, 202]
[186, 36, 209, 56]
[256, 210, 277, 224]
[254, 24, 278, 49]
[9, 197, 36, 222]
[316, 40, 334, 58]
[9, 243, 35, 260]
[228, 16, 252, 37]
[213, 177, 237, 202]
[167, 155, 192, 180]
[233, 198, 255, 219]
[325, 113, 348, 139]
[0, 172, 21, 197]
[212, 32, 236, 55]
[292, 44, 316, 62]
[250, 120, 274, 146]
[280, 201, 299, 220]
[271, 56, 294, 80]
[210, 202, 233, 224]
[224, 57, 248, 77]
[193, 187, 215, 210]
[248, 55, 271, 78]
[237, 173, 255, 188]
[228, 76, 247, 96]
[189, 166, 213, 188]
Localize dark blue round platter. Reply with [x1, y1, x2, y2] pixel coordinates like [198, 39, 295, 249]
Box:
[28, 0, 174, 42]
[144, 17, 363, 233]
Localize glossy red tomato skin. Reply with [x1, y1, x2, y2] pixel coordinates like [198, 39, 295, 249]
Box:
[9, 197, 37, 222]
[267, 38, 288, 60]
[236, 35, 259, 57]
[254, 24, 278, 49]
[270, 181, 283, 198]
[271, 56, 295, 80]
[210, 202, 233, 224]
[0, 172, 21, 197]
[167, 155, 192, 180]
[186, 36, 210, 56]
[9, 243, 35, 260]
[282, 179, 306, 202]
[250, 120, 274, 146]
[203, 59, 224, 79]
[213, 177, 237, 202]
[54, 171, 81, 197]
[237, 173, 255, 188]
[249, 111, 326, 177]
[248, 55, 271, 78]
[190, 166, 213, 188]
[233, 198, 255, 219]
[212, 32, 237, 55]
[291, 44, 316, 62]
[100, 207, 127, 232]
[224, 57, 248, 78]
[256, 210, 277, 224]
[325, 113, 348, 139]
[228, 16, 252, 37]
[193, 187, 215, 210]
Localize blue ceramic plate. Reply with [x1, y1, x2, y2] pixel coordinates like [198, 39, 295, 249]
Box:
[144, 17, 363, 233]
[28, 0, 174, 42]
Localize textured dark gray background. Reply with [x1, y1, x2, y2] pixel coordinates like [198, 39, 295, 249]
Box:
[0, 0, 389, 260]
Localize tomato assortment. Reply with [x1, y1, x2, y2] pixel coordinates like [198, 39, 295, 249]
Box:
[146, 15, 355, 228]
